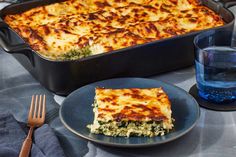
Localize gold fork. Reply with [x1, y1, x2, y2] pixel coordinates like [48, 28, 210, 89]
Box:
[19, 95, 46, 157]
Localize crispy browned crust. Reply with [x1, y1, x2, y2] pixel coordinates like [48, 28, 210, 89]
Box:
[4, 0, 224, 59]
[95, 88, 171, 123]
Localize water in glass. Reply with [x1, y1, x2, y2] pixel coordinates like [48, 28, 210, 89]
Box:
[195, 46, 236, 103]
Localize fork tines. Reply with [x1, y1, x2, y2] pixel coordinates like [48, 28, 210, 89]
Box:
[28, 95, 46, 120]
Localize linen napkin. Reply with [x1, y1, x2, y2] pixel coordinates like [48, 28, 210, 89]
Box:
[0, 112, 65, 157]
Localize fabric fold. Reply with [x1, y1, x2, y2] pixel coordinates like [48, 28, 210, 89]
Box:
[0, 113, 65, 157]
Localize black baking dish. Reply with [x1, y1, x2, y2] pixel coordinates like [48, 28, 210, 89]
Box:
[0, 0, 235, 95]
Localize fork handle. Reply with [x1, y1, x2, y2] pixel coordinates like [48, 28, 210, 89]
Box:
[19, 127, 34, 157]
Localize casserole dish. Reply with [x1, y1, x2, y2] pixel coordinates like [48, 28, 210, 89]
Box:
[0, 0, 235, 95]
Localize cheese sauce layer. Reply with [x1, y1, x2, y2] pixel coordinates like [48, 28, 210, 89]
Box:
[4, 0, 224, 60]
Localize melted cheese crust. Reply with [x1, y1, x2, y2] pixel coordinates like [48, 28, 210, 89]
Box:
[4, 0, 224, 60]
[95, 88, 173, 129]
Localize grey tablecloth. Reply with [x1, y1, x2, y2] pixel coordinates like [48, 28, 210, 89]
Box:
[1, 44, 236, 157]
[0, 3, 236, 157]
[0, 113, 65, 157]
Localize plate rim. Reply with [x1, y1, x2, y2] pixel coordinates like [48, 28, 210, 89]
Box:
[59, 77, 200, 147]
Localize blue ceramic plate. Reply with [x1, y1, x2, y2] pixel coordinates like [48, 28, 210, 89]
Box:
[59, 78, 200, 147]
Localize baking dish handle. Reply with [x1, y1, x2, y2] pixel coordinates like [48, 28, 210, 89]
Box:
[0, 22, 34, 65]
[217, 0, 236, 8]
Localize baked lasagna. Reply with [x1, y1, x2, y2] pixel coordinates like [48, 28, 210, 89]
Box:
[88, 88, 173, 137]
[4, 0, 224, 60]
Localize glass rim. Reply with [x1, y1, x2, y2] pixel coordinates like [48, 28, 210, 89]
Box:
[193, 29, 234, 50]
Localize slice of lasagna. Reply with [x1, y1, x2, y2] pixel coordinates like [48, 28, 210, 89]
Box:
[88, 88, 174, 137]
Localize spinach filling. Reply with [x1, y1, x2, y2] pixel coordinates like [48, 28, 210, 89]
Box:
[94, 120, 167, 137]
[57, 45, 92, 60]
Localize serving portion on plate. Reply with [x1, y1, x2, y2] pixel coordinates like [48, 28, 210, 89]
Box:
[4, 0, 224, 60]
[88, 87, 174, 137]
[59, 78, 200, 147]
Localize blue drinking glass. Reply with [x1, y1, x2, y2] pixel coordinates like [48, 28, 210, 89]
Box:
[194, 30, 236, 103]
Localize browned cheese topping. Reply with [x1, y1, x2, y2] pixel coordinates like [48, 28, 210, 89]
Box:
[4, 0, 224, 60]
[95, 88, 172, 126]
